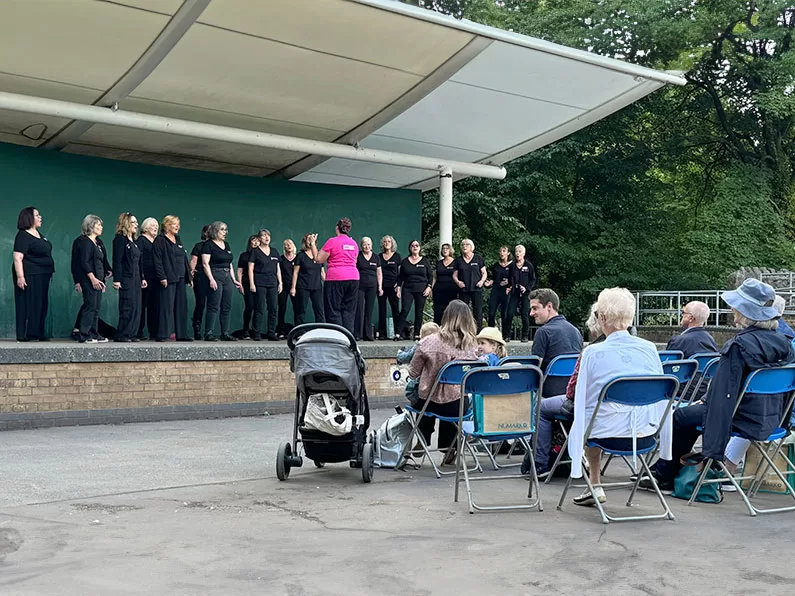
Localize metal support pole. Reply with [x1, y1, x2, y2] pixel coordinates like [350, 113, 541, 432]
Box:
[439, 167, 453, 248]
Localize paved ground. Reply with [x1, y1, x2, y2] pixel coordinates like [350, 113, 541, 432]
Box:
[2, 413, 794, 595]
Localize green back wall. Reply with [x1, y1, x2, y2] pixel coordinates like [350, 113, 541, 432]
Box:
[0, 142, 421, 339]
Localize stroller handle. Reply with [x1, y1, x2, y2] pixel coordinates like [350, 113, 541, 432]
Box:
[287, 323, 358, 352]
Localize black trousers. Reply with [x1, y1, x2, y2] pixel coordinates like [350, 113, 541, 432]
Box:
[205, 269, 235, 337]
[418, 399, 465, 450]
[652, 404, 706, 484]
[432, 286, 458, 325]
[459, 290, 484, 331]
[396, 289, 426, 339]
[505, 291, 530, 340]
[277, 289, 295, 336]
[138, 277, 159, 339]
[487, 286, 511, 328]
[192, 275, 208, 337]
[157, 280, 188, 340]
[324, 279, 358, 334]
[355, 285, 377, 340]
[78, 281, 102, 340]
[377, 285, 400, 338]
[253, 285, 278, 336]
[14, 273, 51, 340]
[241, 284, 255, 334]
[116, 279, 141, 340]
[294, 288, 324, 325]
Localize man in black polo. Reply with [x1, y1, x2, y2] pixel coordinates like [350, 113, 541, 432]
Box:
[666, 300, 718, 358]
[530, 288, 583, 397]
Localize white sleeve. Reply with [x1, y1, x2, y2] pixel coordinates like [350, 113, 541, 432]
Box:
[569, 346, 591, 478]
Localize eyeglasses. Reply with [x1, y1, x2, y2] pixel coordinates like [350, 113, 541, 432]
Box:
[682, 311, 694, 318]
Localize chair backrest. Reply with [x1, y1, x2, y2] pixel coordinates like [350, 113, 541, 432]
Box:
[601, 375, 680, 406]
[498, 355, 541, 368]
[436, 360, 490, 387]
[544, 354, 579, 378]
[462, 365, 543, 436]
[701, 357, 720, 380]
[692, 352, 721, 372]
[658, 350, 684, 362]
[662, 359, 698, 385]
[735, 365, 795, 425]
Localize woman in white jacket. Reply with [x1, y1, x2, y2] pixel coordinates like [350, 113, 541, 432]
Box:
[568, 287, 671, 506]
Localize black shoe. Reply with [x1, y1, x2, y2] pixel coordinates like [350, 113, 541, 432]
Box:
[252, 333, 262, 341]
[265, 333, 279, 341]
[37, 337, 50, 342]
[114, 338, 132, 343]
[204, 335, 219, 342]
[176, 337, 194, 342]
[220, 334, 238, 341]
[638, 476, 674, 495]
[521, 337, 529, 343]
[130, 337, 140, 342]
[155, 338, 168, 343]
[193, 332, 202, 341]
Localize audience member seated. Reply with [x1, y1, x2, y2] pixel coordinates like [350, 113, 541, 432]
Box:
[666, 300, 719, 357]
[530, 288, 583, 397]
[476, 326, 507, 366]
[644, 279, 795, 493]
[408, 300, 478, 464]
[774, 295, 795, 340]
[398, 322, 440, 404]
[568, 288, 669, 506]
[527, 303, 600, 477]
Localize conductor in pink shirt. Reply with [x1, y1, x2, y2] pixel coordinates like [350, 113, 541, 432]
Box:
[309, 217, 359, 334]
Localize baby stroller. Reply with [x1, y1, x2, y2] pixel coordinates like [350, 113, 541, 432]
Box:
[277, 323, 373, 482]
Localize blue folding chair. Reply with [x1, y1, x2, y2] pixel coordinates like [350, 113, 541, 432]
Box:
[398, 360, 489, 478]
[684, 356, 720, 405]
[540, 354, 580, 483]
[663, 359, 698, 405]
[454, 366, 544, 513]
[499, 355, 541, 368]
[557, 375, 680, 524]
[692, 352, 721, 371]
[689, 365, 795, 516]
[658, 350, 684, 362]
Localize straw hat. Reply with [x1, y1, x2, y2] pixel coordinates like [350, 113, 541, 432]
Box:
[477, 326, 505, 346]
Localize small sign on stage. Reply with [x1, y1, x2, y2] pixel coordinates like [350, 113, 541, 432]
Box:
[389, 364, 410, 387]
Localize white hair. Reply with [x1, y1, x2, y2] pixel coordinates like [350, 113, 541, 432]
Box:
[596, 287, 636, 330]
[774, 295, 787, 315]
[461, 238, 475, 251]
[585, 302, 600, 340]
[687, 301, 710, 326]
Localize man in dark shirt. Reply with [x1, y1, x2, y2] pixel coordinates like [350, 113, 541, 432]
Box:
[666, 301, 719, 358]
[530, 288, 583, 397]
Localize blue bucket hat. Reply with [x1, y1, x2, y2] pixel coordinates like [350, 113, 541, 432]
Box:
[721, 278, 779, 321]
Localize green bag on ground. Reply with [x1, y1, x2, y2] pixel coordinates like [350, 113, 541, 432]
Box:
[672, 464, 723, 503]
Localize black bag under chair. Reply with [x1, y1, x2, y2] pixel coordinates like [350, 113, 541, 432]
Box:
[276, 323, 373, 483]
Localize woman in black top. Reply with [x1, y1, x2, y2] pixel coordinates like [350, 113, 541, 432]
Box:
[291, 233, 325, 326]
[189, 224, 212, 340]
[202, 221, 242, 341]
[236, 234, 259, 339]
[377, 235, 401, 339]
[432, 243, 457, 325]
[248, 229, 282, 341]
[12, 207, 54, 342]
[504, 244, 537, 342]
[277, 238, 297, 338]
[112, 212, 145, 342]
[452, 238, 487, 331]
[394, 240, 432, 340]
[75, 214, 107, 343]
[153, 215, 192, 342]
[355, 236, 382, 341]
[136, 218, 159, 340]
[486, 245, 513, 330]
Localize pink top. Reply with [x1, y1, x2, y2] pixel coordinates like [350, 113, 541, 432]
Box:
[321, 234, 359, 281]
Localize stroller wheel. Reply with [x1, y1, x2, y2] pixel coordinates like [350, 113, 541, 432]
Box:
[361, 442, 374, 484]
[276, 442, 292, 481]
[313, 461, 325, 468]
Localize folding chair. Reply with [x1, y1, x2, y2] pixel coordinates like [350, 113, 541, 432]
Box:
[557, 375, 680, 524]
[398, 360, 489, 478]
[539, 354, 579, 483]
[499, 355, 541, 367]
[689, 365, 795, 517]
[683, 352, 721, 402]
[454, 365, 544, 513]
[658, 350, 684, 362]
[684, 357, 720, 405]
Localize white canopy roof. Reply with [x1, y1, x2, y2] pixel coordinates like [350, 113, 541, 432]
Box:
[0, 0, 683, 189]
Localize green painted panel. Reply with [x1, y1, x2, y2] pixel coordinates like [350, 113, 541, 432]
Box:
[0, 143, 421, 339]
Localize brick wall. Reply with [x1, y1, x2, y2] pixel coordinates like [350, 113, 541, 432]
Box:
[0, 358, 403, 430]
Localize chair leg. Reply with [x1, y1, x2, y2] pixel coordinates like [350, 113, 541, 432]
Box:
[546, 430, 570, 484]
[600, 453, 615, 476]
[687, 460, 712, 506]
[579, 467, 609, 524]
[637, 455, 675, 521]
[523, 441, 543, 512]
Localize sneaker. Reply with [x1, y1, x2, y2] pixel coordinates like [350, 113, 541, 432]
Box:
[721, 481, 737, 492]
[638, 476, 674, 495]
[96, 336, 109, 343]
[79, 338, 98, 344]
[573, 487, 606, 506]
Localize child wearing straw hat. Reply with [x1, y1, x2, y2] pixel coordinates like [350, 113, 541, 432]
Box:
[476, 326, 507, 366]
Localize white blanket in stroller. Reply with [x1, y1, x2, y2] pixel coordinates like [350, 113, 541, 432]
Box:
[304, 393, 353, 436]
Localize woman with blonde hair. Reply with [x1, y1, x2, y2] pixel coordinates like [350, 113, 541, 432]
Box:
[378, 235, 401, 339]
[408, 299, 478, 459]
[112, 212, 145, 342]
[432, 242, 456, 325]
[452, 238, 487, 332]
[277, 238, 298, 338]
[137, 217, 159, 339]
[291, 233, 325, 325]
[153, 215, 192, 341]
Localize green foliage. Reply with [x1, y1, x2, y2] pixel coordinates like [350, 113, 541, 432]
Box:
[402, 0, 795, 323]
